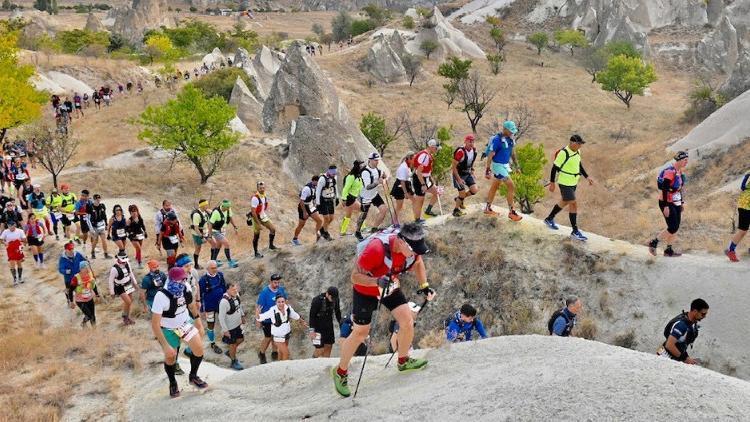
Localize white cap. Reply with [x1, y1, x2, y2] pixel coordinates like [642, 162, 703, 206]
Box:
[368, 152, 381, 160]
[427, 139, 440, 148]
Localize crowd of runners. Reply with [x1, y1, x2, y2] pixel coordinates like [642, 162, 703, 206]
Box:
[0, 114, 746, 399]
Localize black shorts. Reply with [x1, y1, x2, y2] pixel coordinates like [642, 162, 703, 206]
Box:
[79, 219, 90, 233]
[319, 199, 335, 216]
[453, 173, 476, 190]
[351, 288, 408, 326]
[412, 174, 433, 197]
[113, 282, 134, 296]
[361, 194, 384, 213]
[161, 237, 179, 251]
[27, 237, 44, 247]
[222, 326, 244, 344]
[659, 201, 682, 234]
[12, 180, 24, 190]
[313, 326, 336, 348]
[559, 184, 577, 202]
[390, 180, 413, 200]
[61, 214, 75, 227]
[739, 208, 750, 231]
[297, 203, 318, 220]
[261, 321, 272, 338]
[344, 195, 358, 207]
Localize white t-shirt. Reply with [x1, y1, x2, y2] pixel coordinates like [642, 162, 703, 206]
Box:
[151, 283, 193, 329]
[361, 166, 382, 201]
[257, 304, 300, 338]
[0, 229, 25, 243]
[300, 186, 314, 202]
[250, 194, 269, 214]
[396, 161, 411, 181]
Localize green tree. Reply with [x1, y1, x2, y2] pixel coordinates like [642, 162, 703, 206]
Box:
[401, 52, 421, 87]
[320, 33, 333, 49]
[581, 41, 640, 83]
[311, 23, 324, 37]
[437, 56, 472, 108]
[363, 3, 390, 26]
[597, 54, 657, 108]
[0, 29, 47, 143]
[487, 53, 503, 75]
[489, 27, 505, 53]
[554, 29, 588, 56]
[497, 143, 547, 213]
[54, 29, 109, 54]
[419, 39, 438, 59]
[144, 33, 182, 63]
[137, 85, 240, 184]
[192, 67, 255, 101]
[402, 15, 415, 29]
[431, 126, 455, 186]
[351, 19, 376, 37]
[528, 32, 548, 55]
[331, 11, 352, 42]
[456, 71, 496, 133]
[360, 112, 393, 157]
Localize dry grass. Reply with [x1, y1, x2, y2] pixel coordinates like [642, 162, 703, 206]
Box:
[577, 318, 598, 340]
[613, 329, 638, 350]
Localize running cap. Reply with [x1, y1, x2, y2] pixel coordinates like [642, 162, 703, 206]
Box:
[427, 139, 440, 148]
[503, 120, 518, 135]
[7, 220, 16, 226]
[166, 211, 177, 221]
[270, 273, 283, 281]
[256, 181, 265, 187]
[198, 199, 208, 207]
[221, 199, 231, 208]
[464, 134, 475, 142]
[33, 183, 41, 189]
[168, 266, 188, 281]
[175, 255, 192, 267]
[408, 301, 422, 313]
[116, 251, 129, 262]
[570, 134, 585, 144]
[368, 152, 381, 160]
[51, 188, 58, 193]
[60, 183, 70, 190]
[399, 222, 429, 255]
[64, 241, 75, 251]
[326, 286, 339, 298]
[674, 151, 689, 161]
[81, 189, 90, 195]
[147, 259, 160, 270]
[327, 165, 338, 175]
[79, 261, 90, 271]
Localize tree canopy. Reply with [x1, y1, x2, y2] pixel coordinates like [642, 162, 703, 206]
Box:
[597, 55, 657, 108]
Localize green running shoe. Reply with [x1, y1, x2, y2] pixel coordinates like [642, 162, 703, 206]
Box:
[397, 357, 428, 372]
[331, 367, 351, 397]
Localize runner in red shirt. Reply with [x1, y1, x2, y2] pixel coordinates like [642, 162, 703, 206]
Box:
[412, 139, 441, 223]
[332, 222, 435, 397]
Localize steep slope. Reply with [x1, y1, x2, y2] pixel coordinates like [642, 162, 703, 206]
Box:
[129, 336, 750, 420]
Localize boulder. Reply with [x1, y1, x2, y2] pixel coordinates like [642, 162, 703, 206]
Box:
[404, 8, 419, 20]
[242, 46, 284, 100]
[262, 41, 375, 184]
[364, 34, 407, 83]
[234, 48, 251, 69]
[388, 30, 407, 58]
[84, 12, 108, 33]
[229, 116, 250, 135]
[405, 7, 486, 61]
[202, 47, 226, 68]
[32, 71, 94, 96]
[229, 77, 263, 131]
[696, 16, 739, 75]
[721, 50, 750, 100]
[112, 0, 174, 44]
[21, 10, 56, 40]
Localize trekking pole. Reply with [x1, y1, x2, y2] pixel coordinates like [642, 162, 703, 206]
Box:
[353, 282, 389, 399]
[382, 183, 398, 227]
[384, 297, 430, 369]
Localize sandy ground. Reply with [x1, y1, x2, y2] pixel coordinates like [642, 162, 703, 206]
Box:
[128, 335, 750, 421]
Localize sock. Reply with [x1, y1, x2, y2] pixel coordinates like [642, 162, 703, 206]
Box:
[729, 241, 737, 252]
[44, 219, 51, 233]
[10, 268, 16, 281]
[39, 252, 44, 263]
[547, 204, 562, 221]
[207, 329, 215, 343]
[166, 255, 175, 268]
[666, 244, 673, 251]
[224, 248, 231, 260]
[193, 254, 199, 266]
[425, 205, 433, 213]
[189, 353, 203, 378]
[453, 207, 459, 212]
[135, 249, 141, 263]
[253, 233, 260, 254]
[340, 217, 351, 235]
[211, 248, 219, 260]
[650, 238, 659, 247]
[53, 224, 58, 235]
[269, 232, 275, 247]
[398, 356, 408, 365]
[164, 362, 177, 386]
[34, 254, 39, 263]
[184, 346, 192, 355]
[17, 268, 22, 280]
[337, 366, 347, 376]
[569, 213, 578, 232]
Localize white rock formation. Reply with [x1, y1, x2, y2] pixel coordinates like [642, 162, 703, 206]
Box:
[32, 71, 94, 96]
[241, 46, 284, 100]
[112, 0, 175, 44]
[229, 76, 263, 131]
[84, 12, 107, 33]
[406, 7, 486, 61]
[364, 33, 407, 83]
[201, 47, 227, 68]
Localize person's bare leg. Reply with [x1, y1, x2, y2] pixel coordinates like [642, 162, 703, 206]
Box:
[392, 305, 414, 359]
[337, 323, 370, 371]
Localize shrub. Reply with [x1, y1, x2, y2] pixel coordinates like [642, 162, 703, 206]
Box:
[351, 19, 376, 37]
[363, 4, 390, 26]
[487, 53, 503, 75]
[402, 15, 414, 29]
[54, 29, 109, 54]
[597, 54, 657, 108]
[331, 11, 352, 42]
[420, 39, 438, 59]
[528, 32, 548, 55]
[683, 80, 726, 123]
[431, 126, 454, 185]
[577, 317, 598, 340]
[497, 143, 547, 213]
[311, 23, 324, 36]
[192, 67, 255, 102]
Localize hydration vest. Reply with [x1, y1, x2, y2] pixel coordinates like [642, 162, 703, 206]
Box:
[547, 308, 575, 336]
[113, 263, 132, 283]
[301, 182, 316, 205]
[355, 228, 417, 276]
[455, 146, 476, 174]
[211, 208, 230, 231]
[320, 175, 337, 199]
[223, 293, 241, 315]
[159, 287, 193, 319]
[273, 306, 292, 327]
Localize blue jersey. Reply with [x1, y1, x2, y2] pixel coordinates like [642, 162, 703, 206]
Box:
[446, 312, 488, 342]
[256, 285, 288, 323]
[199, 271, 227, 311]
[488, 134, 514, 164]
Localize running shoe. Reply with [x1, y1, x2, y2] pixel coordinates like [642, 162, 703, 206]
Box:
[452, 209, 462, 217]
[230, 360, 244, 371]
[331, 367, 351, 397]
[216, 260, 224, 267]
[211, 343, 223, 354]
[291, 238, 302, 246]
[268, 245, 279, 251]
[508, 209, 523, 222]
[414, 219, 426, 225]
[664, 248, 682, 257]
[544, 218, 559, 230]
[227, 259, 238, 268]
[174, 362, 185, 375]
[258, 352, 267, 364]
[254, 252, 264, 259]
[570, 230, 588, 241]
[424, 209, 438, 217]
[725, 250, 739, 262]
[483, 206, 498, 216]
[169, 383, 180, 398]
[648, 239, 658, 256]
[189, 375, 208, 389]
[398, 357, 428, 372]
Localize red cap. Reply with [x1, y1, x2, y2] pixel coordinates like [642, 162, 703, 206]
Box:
[464, 134, 475, 142]
[64, 242, 75, 251]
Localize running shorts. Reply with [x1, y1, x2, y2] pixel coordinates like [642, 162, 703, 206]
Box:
[361, 194, 384, 213]
[453, 173, 476, 190]
[559, 184, 577, 202]
[739, 208, 750, 231]
[161, 319, 197, 349]
[222, 326, 244, 344]
[412, 174, 434, 197]
[344, 195, 358, 207]
[319, 199, 335, 216]
[114, 281, 135, 296]
[351, 288, 408, 326]
[297, 204, 317, 220]
[313, 326, 335, 348]
[659, 200, 682, 234]
[261, 321, 272, 338]
[390, 180, 413, 200]
[491, 162, 511, 180]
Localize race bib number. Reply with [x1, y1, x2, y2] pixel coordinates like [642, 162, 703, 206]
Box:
[124, 282, 135, 295]
[135, 234, 145, 241]
[424, 177, 434, 189]
[168, 235, 179, 244]
[312, 332, 322, 346]
[308, 206, 317, 214]
[36, 234, 43, 241]
[672, 192, 682, 205]
[172, 322, 198, 342]
[54, 212, 63, 220]
[260, 212, 269, 222]
[116, 228, 126, 238]
[96, 221, 106, 231]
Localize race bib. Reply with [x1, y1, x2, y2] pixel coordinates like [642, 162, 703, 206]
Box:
[135, 234, 145, 241]
[172, 322, 198, 342]
[308, 206, 317, 214]
[53, 212, 62, 220]
[96, 221, 106, 231]
[168, 235, 179, 244]
[123, 282, 135, 295]
[260, 212, 269, 222]
[424, 177, 434, 189]
[312, 332, 322, 346]
[116, 228, 126, 238]
[36, 234, 43, 241]
[672, 192, 682, 205]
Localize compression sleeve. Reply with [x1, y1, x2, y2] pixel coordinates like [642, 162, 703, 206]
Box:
[580, 163, 588, 179]
[742, 173, 749, 191]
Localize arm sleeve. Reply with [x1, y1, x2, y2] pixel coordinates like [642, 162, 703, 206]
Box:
[218, 299, 230, 332]
[579, 163, 588, 179]
[341, 175, 353, 198]
[309, 296, 321, 331]
[474, 318, 488, 339]
[661, 170, 675, 203]
[552, 316, 566, 336]
[742, 174, 749, 191]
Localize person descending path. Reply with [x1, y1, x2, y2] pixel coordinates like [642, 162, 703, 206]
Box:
[548, 297, 582, 337]
[248, 181, 277, 258]
[151, 266, 208, 398]
[209, 200, 238, 268]
[109, 251, 139, 325]
[412, 140, 441, 222]
[255, 273, 287, 364]
[190, 199, 214, 269]
[484, 122, 523, 221]
[88, 194, 111, 259]
[726, 172, 750, 262]
[27, 183, 52, 236]
[158, 211, 184, 269]
[339, 160, 364, 236]
[390, 153, 415, 225]
[58, 184, 77, 240]
[109, 204, 129, 255]
[649, 151, 689, 257]
[445, 303, 488, 342]
[544, 134, 595, 241]
[292, 176, 324, 246]
[126, 205, 147, 268]
[140, 260, 168, 312]
[452, 135, 478, 217]
[332, 223, 434, 398]
[67, 261, 100, 327]
[356, 153, 388, 240]
[256, 294, 308, 361]
[46, 187, 62, 240]
[59, 241, 87, 292]
[24, 213, 47, 268]
[219, 281, 246, 370]
[199, 260, 228, 355]
[1, 220, 26, 286]
[316, 166, 338, 241]
[74, 189, 93, 246]
[658, 298, 709, 365]
[309, 286, 342, 358]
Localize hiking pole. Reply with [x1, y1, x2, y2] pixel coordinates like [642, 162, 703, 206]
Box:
[384, 297, 430, 369]
[382, 183, 398, 227]
[352, 282, 388, 399]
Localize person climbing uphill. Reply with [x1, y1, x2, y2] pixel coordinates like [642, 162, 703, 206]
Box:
[199, 259, 228, 355]
[256, 294, 308, 361]
[452, 135, 478, 217]
[190, 199, 213, 269]
[390, 152, 415, 224]
[484, 121, 523, 221]
[249, 182, 278, 258]
[340, 160, 364, 236]
[726, 172, 750, 262]
[356, 153, 388, 240]
[219, 281, 246, 370]
[548, 297, 582, 337]
[88, 194, 110, 260]
[544, 134, 595, 241]
[309, 286, 342, 358]
[108, 251, 139, 326]
[649, 151, 689, 257]
[412, 140, 441, 223]
[332, 222, 434, 398]
[255, 273, 287, 364]
[141, 259, 168, 312]
[658, 298, 709, 365]
[209, 200, 238, 268]
[292, 176, 324, 245]
[158, 210, 184, 269]
[445, 303, 488, 342]
[316, 166, 339, 241]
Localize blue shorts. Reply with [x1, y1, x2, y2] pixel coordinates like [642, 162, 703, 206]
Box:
[491, 162, 511, 180]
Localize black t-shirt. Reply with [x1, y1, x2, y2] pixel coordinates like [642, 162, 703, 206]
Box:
[88, 203, 107, 224]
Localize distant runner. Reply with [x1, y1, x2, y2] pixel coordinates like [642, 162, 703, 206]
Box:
[249, 182, 278, 258]
[1, 220, 26, 286]
[339, 160, 364, 236]
[726, 172, 749, 262]
[315, 166, 338, 241]
[658, 298, 709, 365]
[308, 286, 342, 358]
[356, 153, 388, 240]
[199, 259, 228, 355]
[67, 261, 100, 327]
[483, 122, 523, 221]
[648, 151, 689, 257]
[108, 251, 139, 325]
[209, 200, 238, 268]
[255, 273, 287, 364]
[190, 199, 213, 269]
[292, 176, 324, 246]
[548, 297, 582, 337]
[390, 152, 415, 224]
[452, 135, 478, 217]
[219, 281, 246, 370]
[256, 294, 308, 361]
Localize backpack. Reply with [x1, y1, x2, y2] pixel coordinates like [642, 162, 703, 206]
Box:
[663, 311, 698, 345]
[190, 209, 206, 230]
[553, 148, 576, 173]
[547, 308, 571, 336]
[273, 306, 292, 327]
[223, 293, 241, 315]
[355, 227, 416, 276]
[657, 166, 680, 191]
[202, 272, 225, 294]
[114, 263, 132, 282]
